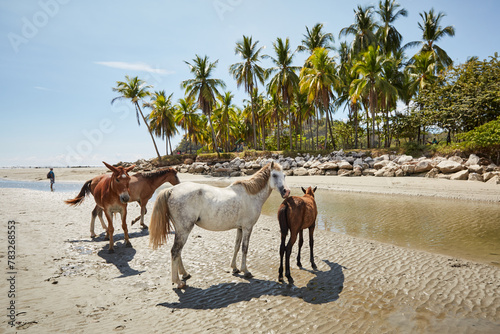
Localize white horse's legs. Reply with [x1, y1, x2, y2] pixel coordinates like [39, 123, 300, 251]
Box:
[240, 227, 254, 277]
[231, 228, 243, 273]
[171, 226, 192, 289]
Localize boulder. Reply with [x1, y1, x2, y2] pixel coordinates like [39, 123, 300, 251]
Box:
[468, 173, 483, 182]
[483, 172, 497, 182]
[425, 168, 440, 178]
[319, 162, 338, 170]
[437, 160, 463, 174]
[401, 164, 416, 175]
[415, 160, 433, 173]
[450, 170, 469, 181]
[465, 154, 480, 166]
[293, 167, 309, 176]
[486, 175, 500, 185]
[397, 155, 414, 164]
[338, 169, 353, 177]
[362, 168, 376, 176]
[337, 160, 353, 170]
[467, 164, 483, 174]
[374, 160, 390, 170]
[325, 170, 338, 176]
[448, 156, 464, 164]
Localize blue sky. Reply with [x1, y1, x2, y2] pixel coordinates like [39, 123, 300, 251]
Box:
[1, 0, 499, 167]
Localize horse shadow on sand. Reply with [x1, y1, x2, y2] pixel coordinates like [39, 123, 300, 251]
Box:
[66, 230, 147, 278]
[157, 260, 345, 310]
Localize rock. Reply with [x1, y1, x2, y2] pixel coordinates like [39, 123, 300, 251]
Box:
[338, 169, 353, 177]
[437, 160, 463, 174]
[483, 172, 496, 182]
[362, 168, 376, 176]
[468, 173, 483, 182]
[465, 154, 480, 166]
[395, 169, 405, 177]
[397, 155, 413, 164]
[325, 170, 338, 176]
[293, 167, 309, 176]
[353, 166, 363, 176]
[184, 158, 194, 165]
[318, 162, 338, 170]
[401, 164, 416, 175]
[450, 170, 469, 181]
[486, 175, 500, 185]
[467, 164, 483, 174]
[374, 160, 390, 170]
[448, 156, 463, 164]
[415, 160, 433, 173]
[308, 168, 323, 176]
[337, 161, 353, 170]
[425, 168, 440, 178]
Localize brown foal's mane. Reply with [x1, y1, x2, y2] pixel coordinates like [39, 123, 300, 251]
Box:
[136, 168, 176, 179]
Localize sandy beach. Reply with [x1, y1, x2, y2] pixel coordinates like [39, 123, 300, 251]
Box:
[1, 167, 500, 333]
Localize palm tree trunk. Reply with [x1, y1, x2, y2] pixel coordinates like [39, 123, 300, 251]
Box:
[250, 94, 258, 150]
[315, 108, 319, 150]
[353, 104, 359, 149]
[207, 112, 220, 157]
[135, 102, 161, 160]
[288, 103, 292, 150]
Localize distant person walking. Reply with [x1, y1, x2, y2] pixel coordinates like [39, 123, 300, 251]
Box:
[47, 168, 55, 191]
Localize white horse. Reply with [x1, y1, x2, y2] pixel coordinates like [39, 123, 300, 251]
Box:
[149, 162, 290, 289]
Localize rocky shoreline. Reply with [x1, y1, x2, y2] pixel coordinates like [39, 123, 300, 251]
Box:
[141, 151, 500, 185]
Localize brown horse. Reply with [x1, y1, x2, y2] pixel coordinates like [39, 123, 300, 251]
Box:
[65, 161, 135, 253]
[89, 168, 180, 237]
[278, 186, 318, 284]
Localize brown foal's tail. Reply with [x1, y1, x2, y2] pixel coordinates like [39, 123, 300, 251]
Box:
[149, 188, 172, 250]
[65, 179, 92, 206]
[277, 201, 290, 236]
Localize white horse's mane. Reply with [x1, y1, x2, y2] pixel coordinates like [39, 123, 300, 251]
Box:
[233, 162, 282, 195]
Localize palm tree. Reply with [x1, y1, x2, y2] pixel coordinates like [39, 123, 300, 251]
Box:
[405, 8, 455, 72]
[376, 0, 408, 55]
[111, 75, 161, 160]
[145, 91, 178, 155]
[265, 37, 300, 150]
[214, 91, 236, 152]
[229, 36, 266, 150]
[181, 55, 226, 156]
[300, 47, 338, 149]
[174, 96, 198, 154]
[350, 45, 396, 148]
[297, 23, 334, 54]
[406, 51, 438, 144]
[339, 5, 379, 55]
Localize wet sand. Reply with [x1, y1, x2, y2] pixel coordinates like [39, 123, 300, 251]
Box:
[0, 168, 499, 333]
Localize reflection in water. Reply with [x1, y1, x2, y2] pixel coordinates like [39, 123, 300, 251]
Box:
[262, 189, 500, 266]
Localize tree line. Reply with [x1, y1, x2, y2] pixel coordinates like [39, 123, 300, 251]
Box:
[110, 0, 499, 160]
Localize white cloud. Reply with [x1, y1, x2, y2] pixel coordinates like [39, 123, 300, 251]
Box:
[34, 86, 58, 92]
[94, 61, 173, 75]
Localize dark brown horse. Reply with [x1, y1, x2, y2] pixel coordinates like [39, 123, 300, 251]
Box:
[65, 161, 135, 253]
[89, 168, 180, 236]
[278, 186, 318, 284]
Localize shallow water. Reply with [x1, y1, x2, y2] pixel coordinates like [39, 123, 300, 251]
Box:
[2, 178, 499, 266]
[262, 189, 500, 266]
[0, 178, 82, 192]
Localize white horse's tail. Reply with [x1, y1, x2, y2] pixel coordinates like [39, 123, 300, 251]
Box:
[149, 188, 172, 250]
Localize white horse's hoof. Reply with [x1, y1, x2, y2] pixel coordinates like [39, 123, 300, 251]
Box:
[182, 274, 191, 280]
[244, 272, 253, 278]
[176, 281, 186, 289]
[232, 268, 241, 274]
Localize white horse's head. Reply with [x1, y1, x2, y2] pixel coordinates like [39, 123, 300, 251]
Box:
[269, 162, 290, 199]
